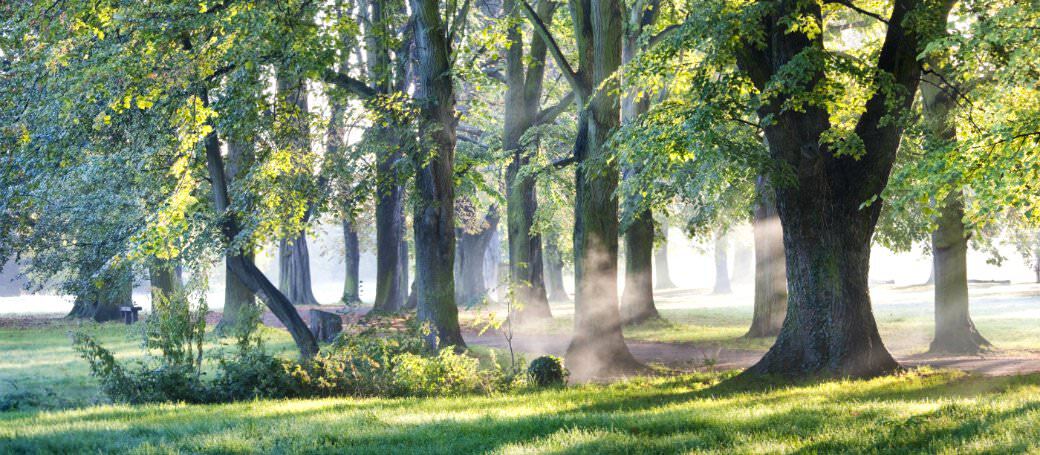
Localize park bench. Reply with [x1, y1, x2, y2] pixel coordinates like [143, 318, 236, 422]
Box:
[120, 306, 142, 324]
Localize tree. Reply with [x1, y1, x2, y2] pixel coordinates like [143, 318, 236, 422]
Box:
[410, 0, 466, 350]
[456, 207, 499, 306]
[620, 0, 665, 325]
[711, 229, 732, 294]
[524, 0, 644, 377]
[654, 222, 676, 289]
[730, 0, 955, 377]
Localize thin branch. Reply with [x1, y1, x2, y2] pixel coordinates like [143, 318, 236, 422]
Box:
[533, 91, 576, 126]
[520, 0, 582, 93]
[323, 69, 378, 99]
[824, 0, 889, 24]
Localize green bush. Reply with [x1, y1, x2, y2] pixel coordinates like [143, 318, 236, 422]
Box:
[527, 355, 568, 387]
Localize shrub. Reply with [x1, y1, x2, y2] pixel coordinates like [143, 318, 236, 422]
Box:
[527, 355, 568, 387]
[392, 349, 485, 396]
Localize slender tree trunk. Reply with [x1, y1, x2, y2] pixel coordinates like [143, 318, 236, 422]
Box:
[565, 0, 643, 378]
[712, 230, 732, 294]
[920, 59, 989, 354]
[622, 211, 659, 324]
[218, 138, 257, 332]
[746, 176, 787, 338]
[456, 209, 499, 306]
[485, 228, 501, 295]
[275, 72, 320, 307]
[201, 89, 318, 359]
[503, 0, 555, 323]
[342, 218, 362, 304]
[618, 3, 661, 325]
[544, 237, 569, 301]
[654, 223, 676, 289]
[929, 192, 990, 353]
[410, 0, 465, 350]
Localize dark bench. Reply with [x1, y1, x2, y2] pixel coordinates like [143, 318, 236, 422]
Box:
[120, 306, 143, 324]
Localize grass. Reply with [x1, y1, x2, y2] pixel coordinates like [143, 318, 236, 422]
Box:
[5, 369, 1040, 453]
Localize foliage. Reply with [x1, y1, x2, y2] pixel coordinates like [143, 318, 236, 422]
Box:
[527, 355, 568, 387]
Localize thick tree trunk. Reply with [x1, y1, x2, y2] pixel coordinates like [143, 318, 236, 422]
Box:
[565, 0, 643, 379]
[929, 192, 990, 353]
[622, 210, 659, 324]
[149, 263, 182, 304]
[372, 139, 407, 313]
[411, 0, 465, 350]
[456, 209, 499, 307]
[712, 231, 732, 294]
[654, 224, 676, 289]
[201, 89, 318, 359]
[544, 237, 569, 301]
[68, 270, 131, 322]
[736, 0, 947, 378]
[342, 218, 362, 305]
[278, 234, 319, 306]
[745, 177, 787, 338]
[503, 0, 555, 323]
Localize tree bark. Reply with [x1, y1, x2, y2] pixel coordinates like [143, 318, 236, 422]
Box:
[929, 191, 990, 353]
[503, 0, 556, 323]
[456, 209, 499, 307]
[564, 0, 643, 379]
[342, 218, 362, 304]
[218, 138, 257, 333]
[745, 176, 787, 338]
[201, 89, 318, 359]
[544, 237, 569, 301]
[712, 230, 732, 294]
[735, 0, 950, 378]
[278, 234, 320, 306]
[410, 0, 465, 350]
[654, 223, 676, 289]
[149, 263, 182, 303]
[922, 65, 989, 354]
[619, 1, 662, 325]
[68, 268, 131, 322]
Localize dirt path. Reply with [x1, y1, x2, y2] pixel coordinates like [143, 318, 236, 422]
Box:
[463, 331, 1040, 377]
[243, 306, 1040, 377]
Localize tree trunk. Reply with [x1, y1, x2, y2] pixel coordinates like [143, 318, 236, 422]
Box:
[67, 269, 131, 322]
[712, 230, 732, 294]
[149, 263, 183, 304]
[201, 89, 318, 359]
[734, 0, 947, 378]
[621, 210, 659, 324]
[372, 138, 407, 313]
[279, 234, 320, 306]
[456, 209, 499, 307]
[410, 0, 465, 350]
[544, 237, 569, 301]
[929, 192, 990, 353]
[654, 223, 676, 289]
[342, 218, 362, 305]
[218, 137, 257, 333]
[745, 176, 787, 338]
[618, 3, 661, 325]
[565, 0, 643, 379]
[503, 0, 556, 323]
[485, 228, 501, 295]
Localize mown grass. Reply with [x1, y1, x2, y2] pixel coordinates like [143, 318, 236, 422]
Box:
[0, 320, 296, 411]
[4, 369, 1040, 453]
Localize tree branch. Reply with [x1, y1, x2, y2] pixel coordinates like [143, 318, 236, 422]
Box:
[323, 69, 378, 99]
[824, 0, 889, 24]
[520, 0, 582, 93]
[533, 91, 576, 126]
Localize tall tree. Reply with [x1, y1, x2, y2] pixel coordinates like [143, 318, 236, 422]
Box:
[275, 73, 321, 307]
[217, 139, 258, 333]
[503, 0, 566, 323]
[921, 66, 990, 353]
[456, 207, 499, 306]
[524, 0, 643, 377]
[619, 0, 663, 324]
[732, 0, 955, 377]
[712, 229, 731, 294]
[543, 237, 570, 301]
[410, 0, 466, 349]
[654, 222, 676, 289]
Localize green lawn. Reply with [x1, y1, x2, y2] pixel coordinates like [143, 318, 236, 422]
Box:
[4, 369, 1040, 453]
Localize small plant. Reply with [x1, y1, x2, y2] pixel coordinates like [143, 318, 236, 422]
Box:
[527, 355, 568, 387]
